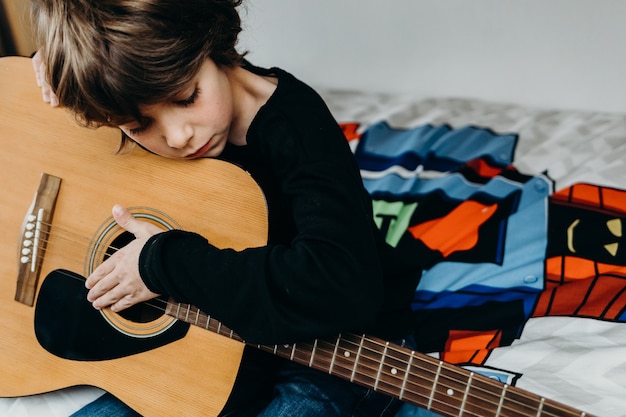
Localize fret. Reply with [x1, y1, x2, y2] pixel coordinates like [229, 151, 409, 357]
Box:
[304, 339, 337, 373]
[496, 385, 507, 417]
[289, 343, 297, 361]
[499, 385, 547, 417]
[328, 334, 342, 375]
[350, 335, 365, 382]
[350, 334, 396, 386]
[459, 372, 473, 415]
[385, 348, 429, 403]
[427, 361, 442, 410]
[272, 343, 294, 360]
[276, 340, 306, 366]
[194, 308, 200, 326]
[373, 342, 389, 391]
[308, 339, 318, 368]
[379, 346, 433, 407]
[458, 372, 506, 416]
[181, 307, 242, 342]
[429, 362, 472, 417]
[297, 342, 316, 365]
[175, 303, 181, 318]
[345, 335, 389, 389]
[272, 341, 317, 369]
[536, 397, 545, 417]
[398, 352, 414, 400]
[328, 335, 361, 381]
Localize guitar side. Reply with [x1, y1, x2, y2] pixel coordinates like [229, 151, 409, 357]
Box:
[0, 56, 269, 416]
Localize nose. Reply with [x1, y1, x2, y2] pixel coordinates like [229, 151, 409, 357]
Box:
[161, 119, 193, 149]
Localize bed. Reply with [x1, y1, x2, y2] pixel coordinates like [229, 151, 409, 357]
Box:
[2, 58, 626, 416]
[321, 90, 626, 417]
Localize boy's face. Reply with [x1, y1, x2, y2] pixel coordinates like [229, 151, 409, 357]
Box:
[119, 59, 234, 159]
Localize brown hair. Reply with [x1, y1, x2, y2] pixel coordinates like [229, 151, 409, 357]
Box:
[31, 0, 246, 130]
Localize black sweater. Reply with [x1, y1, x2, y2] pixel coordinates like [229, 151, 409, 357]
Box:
[139, 65, 421, 344]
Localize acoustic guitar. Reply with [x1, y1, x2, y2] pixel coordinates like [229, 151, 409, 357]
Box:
[0, 56, 594, 417]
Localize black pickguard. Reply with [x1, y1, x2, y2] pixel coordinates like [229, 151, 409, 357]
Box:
[34, 269, 189, 361]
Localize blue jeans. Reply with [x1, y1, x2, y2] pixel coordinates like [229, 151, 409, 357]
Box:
[71, 394, 441, 417]
[71, 344, 442, 417]
[69, 393, 140, 417]
[396, 404, 442, 417]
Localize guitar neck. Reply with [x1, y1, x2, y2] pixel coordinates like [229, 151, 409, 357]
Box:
[166, 302, 591, 417]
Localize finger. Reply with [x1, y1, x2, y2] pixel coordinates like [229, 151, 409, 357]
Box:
[90, 285, 123, 310]
[48, 91, 59, 107]
[94, 283, 148, 312]
[110, 288, 160, 313]
[32, 51, 42, 87]
[110, 296, 135, 313]
[32, 52, 60, 107]
[85, 260, 115, 289]
[41, 82, 59, 107]
[112, 204, 163, 238]
[89, 274, 147, 310]
[112, 204, 135, 231]
[87, 274, 118, 303]
[42, 88, 52, 104]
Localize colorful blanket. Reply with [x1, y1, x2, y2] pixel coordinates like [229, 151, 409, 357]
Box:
[329, 95, 626, 416]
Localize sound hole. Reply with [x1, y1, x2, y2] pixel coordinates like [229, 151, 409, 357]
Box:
[104, 231, 166, 323]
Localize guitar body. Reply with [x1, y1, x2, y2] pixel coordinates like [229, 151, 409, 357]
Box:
[0, 57, 269, 416]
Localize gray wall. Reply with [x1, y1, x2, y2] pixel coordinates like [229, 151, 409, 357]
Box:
[239, 0, 626, 113]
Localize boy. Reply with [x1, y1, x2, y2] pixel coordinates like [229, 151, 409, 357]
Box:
[31, 0, 422, 415]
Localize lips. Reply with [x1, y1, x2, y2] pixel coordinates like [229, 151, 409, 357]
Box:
[188, 139, 212, 159]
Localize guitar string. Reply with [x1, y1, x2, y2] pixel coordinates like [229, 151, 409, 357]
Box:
[257, 336, 573, 417]
[250, 326, 580, 417]
[166, 304, 496, 417]
[34, 228, 585, 417]
[167, 302, 582, 417]
[289, 338, 488, 412]
[252, 341, 488, 416]
[313, 337, 572, 417]
[20, 224, 125, 268]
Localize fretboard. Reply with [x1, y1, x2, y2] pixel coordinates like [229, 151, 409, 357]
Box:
[166, 302, 593, 417]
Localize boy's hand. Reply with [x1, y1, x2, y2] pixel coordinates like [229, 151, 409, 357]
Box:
[86, 205, 163, 312]
[32, 50, 59, 107]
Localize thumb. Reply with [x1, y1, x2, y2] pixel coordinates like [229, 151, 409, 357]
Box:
[112, 205, 162, 238]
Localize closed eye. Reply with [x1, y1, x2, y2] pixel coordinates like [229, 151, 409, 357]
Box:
[127, 119, 152, 136]
[128, 126, 145, 136]
[175, 88, 199, 107]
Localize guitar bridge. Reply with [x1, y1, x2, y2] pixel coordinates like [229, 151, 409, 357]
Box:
[15, 173, 62, 306]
